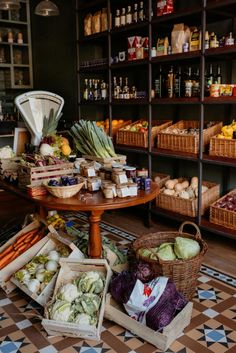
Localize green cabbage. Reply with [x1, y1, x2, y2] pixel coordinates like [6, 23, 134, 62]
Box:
[157, 244, 176, 261]
[174, 237, 200, 260]
[76, 271, 104, 294]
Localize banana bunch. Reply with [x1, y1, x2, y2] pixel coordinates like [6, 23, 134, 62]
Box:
[216, 120, 236, 139]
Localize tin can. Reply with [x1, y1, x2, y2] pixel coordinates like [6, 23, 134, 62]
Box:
[210, 84, 220, 97]
[137, 168, 148, 177]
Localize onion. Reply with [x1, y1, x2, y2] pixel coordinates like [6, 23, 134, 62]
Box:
[45, 260, 58, 272]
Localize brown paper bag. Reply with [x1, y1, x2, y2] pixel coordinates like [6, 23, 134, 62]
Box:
[171, 23, 190, 53]
[84, 13, 92, 36]
[92, 11, 101, 34]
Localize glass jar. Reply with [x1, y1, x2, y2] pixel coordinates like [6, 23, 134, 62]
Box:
[103, 185, 114, 199]
[117, 184, 129, 198]
[81, 163, 96, 177]
[87, 177, 101, 192]
[137, 168, 148, 177]
[74, 158, 86, 173]
[112, 170, 128, 184]
[124, 166, 136, 179]
[128, 182, 138, 196]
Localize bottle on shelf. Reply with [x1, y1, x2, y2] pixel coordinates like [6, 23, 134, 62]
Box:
[205, 64, 214, 96]
[94, 80, 98, 100]
[113, 76, 118, 99]
[126, 6, 132, 25]
[205, 31, 209, 50]
[119, 77, 124, 99]
[184, 67, 193, 98]
[214, 65, 222, 84]
[210, 32, 219, 48]
[174, 67, 182, 98]
[88, 79, 94, 100]
[114, 9, 121, 28]
[101, 80, 108, 100]
[83, 79, 89, 100]
[17, 32, 23, 44]
[133, 3, 138, 23]
[225, 32, 235, 46]
[120, 8, 126, 26]
[166, 66, 174, 98]
[139, 1, 145, 21]
[192, 68, 200, 97]
[123, 77, 130, 99]
[154, 65, 163, 98]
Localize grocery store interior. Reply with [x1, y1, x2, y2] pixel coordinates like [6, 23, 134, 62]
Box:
[0, 1, 236, 353]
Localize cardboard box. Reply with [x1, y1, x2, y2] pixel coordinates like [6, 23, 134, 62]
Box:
[105, 294, 193, 351]
[42, 259, 112, 340]
[11, 233, 83, 306]
[0, 220, 42, 294]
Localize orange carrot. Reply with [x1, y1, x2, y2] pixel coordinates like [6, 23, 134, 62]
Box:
[0, 252, 14, 269]
[14, 228, 39, 245]
[30, 233, 43, 246]
[0, 244, 14, 260]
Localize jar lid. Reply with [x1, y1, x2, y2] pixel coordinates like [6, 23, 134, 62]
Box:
[124, 166, 136, 171]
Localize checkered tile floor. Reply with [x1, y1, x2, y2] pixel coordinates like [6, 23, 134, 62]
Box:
[0, 212, 235, 353]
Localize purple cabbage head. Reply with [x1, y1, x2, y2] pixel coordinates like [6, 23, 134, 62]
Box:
[110, 271, 137, 304]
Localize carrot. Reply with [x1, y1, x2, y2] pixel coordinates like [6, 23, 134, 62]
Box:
[14, 243, 29, 254]
[14, 228, 39, 246]
[30, 233, 43, 246]
[0, 252, 15, 269]
[0, 244, 14, 260]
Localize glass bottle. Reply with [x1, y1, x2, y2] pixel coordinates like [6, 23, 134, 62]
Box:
[184, 67, 193, 98]
[94, 79, 98, 100]
[166, 66, 174, 98]
[83, 79, 89, 100]
[225, 32, 235, 46]
[174, 67, 182, 98]
[119, 77, 124, 99]
[123, 77, 130, 99]
[205, 31, 209, 50]
[139, 1, 145, 21]
[120, 8, 126, 26]
[214, 65, 222, 84]
[97, 79, 101, 100]
[114, 76, 119, 99]
[133, 3, 138, 23]
[126, 6, 132, 25]
[101, 81, 108, 100]
[205, 64, 214, 97]
[88, 79, 94, 100]
[192, 68, 200, 97]
[114, 9, 120, 28]
[154, 66, 163, 98]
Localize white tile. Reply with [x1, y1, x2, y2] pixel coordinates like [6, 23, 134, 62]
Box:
[16, 319, 32, 329]
[39, 345, 58, 353]
[198, 276, 210, 283]
[0, 298, 11, 306]
[203, 308, 219, 318]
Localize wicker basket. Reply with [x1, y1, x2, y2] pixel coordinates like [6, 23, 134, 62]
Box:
[209, 136, 236, 159]
[156, 180, 220, 217]
[133, 221, 208, 299]
[45, 178, 85, 198]
[116, 120, 172, 148]
[152, 172, 170, 189]
[157, 120, 223, 154]
[210, 189, 236, 230]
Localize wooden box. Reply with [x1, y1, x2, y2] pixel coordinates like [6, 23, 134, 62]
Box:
[105, 294, 193, 351]
[42, 259, 112, 340]
[18, 162, 78, 188]
[156, 180, 220, 217]
[0, 220, 42, 294]
[157, 120, 223, 154]
[116, 120, 172, 148]
[11, 233, 84, 306]
[82, 154, 127, 167]
[209, 136, 236, 159]
[210, 189, 236, 230]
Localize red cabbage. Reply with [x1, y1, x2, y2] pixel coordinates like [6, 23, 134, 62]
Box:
[110, 271, 137, 304]
[133, 262, 154, 283]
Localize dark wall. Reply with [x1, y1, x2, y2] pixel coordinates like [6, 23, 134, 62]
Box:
[30, 0, 78, 122]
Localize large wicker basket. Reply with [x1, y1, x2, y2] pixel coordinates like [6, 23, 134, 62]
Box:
[210, 189, 236, 230]
[157, 120, 222, 154]
[133, 222, 208, 300]
[209, 136, 236, 159]
[44, 178, 85, 198]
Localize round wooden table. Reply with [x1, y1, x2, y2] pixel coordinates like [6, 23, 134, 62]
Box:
[32, 183, 159, 258]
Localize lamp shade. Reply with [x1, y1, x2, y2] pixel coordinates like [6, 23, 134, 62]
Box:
[0, 0, 20, 10]
[35, 0, 59, 17]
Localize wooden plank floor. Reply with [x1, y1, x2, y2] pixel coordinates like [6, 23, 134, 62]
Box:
[0, 190, 235, 275]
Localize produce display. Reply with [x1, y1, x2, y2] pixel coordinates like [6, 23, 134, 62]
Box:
[14, 244, 70, 294]
[47, 271, 105, 327]
[216, 120, 236, 139]
[161, 121, 216, 136]
[22, 154, 67, 167]
[96, 119, 124, 130]
[161, 177, 209, 200]
[120, 120, 148, 132]
[0, 227, 43, 270]
[46, 213, 65, 230]
[48, 176, 79, 187]
[70, 120, 117, 158]
[137, 236, 201, 261]
[214, 192, 236, 212]
[110, 264, 187, 332]
[0, 146, 15, 159]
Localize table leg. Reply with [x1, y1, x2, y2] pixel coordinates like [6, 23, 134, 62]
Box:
[39, 205, 47, 219]
[89, 210, 104, 258]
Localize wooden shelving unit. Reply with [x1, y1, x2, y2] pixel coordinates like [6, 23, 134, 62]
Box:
[76, 0, 236, 239]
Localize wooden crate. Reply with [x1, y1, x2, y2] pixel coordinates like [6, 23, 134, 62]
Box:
[105, 120, 132, 137]
[156, 180, 220, 217]
[82, 154, 127, 167]
[18, 162, 78, 188]
[0, 220, 42, 294]
[152, 172, 170, 189]
[105, 294, 193, 351]
[42, 259, 112, 340]
[209, 136, 236, 159]
[157, 120, 223, 154]
[116, 120, 172, 148]
[210, 189, 236, 230]
[11, 233, 83, 306]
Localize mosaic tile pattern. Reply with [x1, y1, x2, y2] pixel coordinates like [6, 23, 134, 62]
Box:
[0, 212, 235, 353]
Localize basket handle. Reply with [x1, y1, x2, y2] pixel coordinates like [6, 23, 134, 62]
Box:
[179, 221, 202, 240]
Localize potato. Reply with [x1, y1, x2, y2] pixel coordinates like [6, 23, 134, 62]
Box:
[175, 183, 184, 192]
[165, 180, 175, 190]
[154, 176, 161, 184]
[181, 180, 189, 189]
[179, 190, 190, 199]
[163, 189, 175, 196]
[191, 176, 198, 184]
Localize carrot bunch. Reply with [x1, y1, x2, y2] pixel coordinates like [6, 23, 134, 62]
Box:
[0, 228, 44, 270]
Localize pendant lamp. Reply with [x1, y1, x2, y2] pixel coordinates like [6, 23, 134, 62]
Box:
[35, 0, 59, 17]
[0, 0, 20, 10]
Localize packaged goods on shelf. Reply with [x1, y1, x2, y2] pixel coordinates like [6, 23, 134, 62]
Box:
[42, 259, 112, 340]
[210, 189, 236, 230]
[116, 120, 172, 148]
[84, 8, 108, 36]
[157, 120, 223, 154]
[157, 0, 174, 17]
[11, 232, 83, 306]
[171, 23, 191, 54]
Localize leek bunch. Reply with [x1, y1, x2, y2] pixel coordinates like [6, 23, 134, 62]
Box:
[70, 120, 117, 158]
